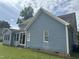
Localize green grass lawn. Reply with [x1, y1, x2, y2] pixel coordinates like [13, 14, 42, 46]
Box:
[0, 44, 79, 59]
[0, 44, 64, 59]
[71, 53, 79, 59]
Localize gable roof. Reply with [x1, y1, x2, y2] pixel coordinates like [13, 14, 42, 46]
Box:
[25, 8, 69, 30]
[3, 28, 26, 34]
[19, 17, 33, 27]
[10, 29, 26, 33]
[58, 13, 76, 22]
[0, 28, 5, 35]
[41, 8, 70, 25]
[58, 13, 77, 30]
[2, 28, 11, 34]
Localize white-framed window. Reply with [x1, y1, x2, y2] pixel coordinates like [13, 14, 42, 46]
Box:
[4, 35, 10, 40]
[16, 33, 19, 41]
[43, 30, 49, 42]
[20, 32, 25, 44]
[27, 33, 30, 41]
[20, 33, 22, 44]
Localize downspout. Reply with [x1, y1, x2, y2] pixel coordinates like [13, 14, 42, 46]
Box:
[65, 25, 70, 56]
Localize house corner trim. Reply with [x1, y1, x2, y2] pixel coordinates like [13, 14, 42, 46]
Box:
[65, 25, 69, 55]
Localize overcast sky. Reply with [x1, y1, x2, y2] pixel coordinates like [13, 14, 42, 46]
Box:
[0, 0, 79, 30]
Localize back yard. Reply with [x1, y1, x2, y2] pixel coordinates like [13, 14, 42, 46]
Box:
[0, 44, 64, 59]
[0, 44, 79, 59]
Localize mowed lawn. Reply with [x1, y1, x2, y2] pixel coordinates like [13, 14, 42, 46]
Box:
[0, 44, 64, 59]
[0, 44, 79, 59]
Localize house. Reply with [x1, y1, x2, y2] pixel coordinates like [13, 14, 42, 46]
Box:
[3, 8, 78, 56]
[0, 28, 5, 42]
[3, 28, 26, 47]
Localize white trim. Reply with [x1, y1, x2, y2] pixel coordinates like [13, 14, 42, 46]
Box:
[15, 33, 17, 41]
[3, 34, 5, 44]
[25, 8, 70, 30]
[20, 32, 25, 33]
[43, 30, 49, 43]
[65, 25, 69, 55]
[15, 33, 19, 41]
[25, 31, 27, 47]
[19, 32, 26, 46]
[15, 33, 19, 46]
[27, 32, 31, 41]
[2, 28, 11, 34]
[19, 33, 21, 45]
[9, 32, 12, 45]
[19, 44, 25, 46]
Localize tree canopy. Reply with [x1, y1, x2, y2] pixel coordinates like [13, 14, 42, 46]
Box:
[0, 20, 10, 28]
[17, 6, 34, 24]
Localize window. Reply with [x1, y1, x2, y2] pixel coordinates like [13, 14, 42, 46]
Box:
[16, 33, 19, 41]
[27, 33, 30, 41]
[43, 31, 49, 42]
[23, 33, 25, 44]
[4, 35, 6, 40]
[7, 35, 10, 40]
[4, 35, 10, 40]
[20, 33, 23, 44]
[14, 34, 16, 41]
[20, 32, 25, 44]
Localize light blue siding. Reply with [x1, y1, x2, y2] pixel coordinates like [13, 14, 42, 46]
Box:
[3, 35, 10, 45]
[3, 30, 11, 45]
[10, 33, 16, 46]
[27, 12, 67, 53]
[26, 41, 30, 47]
[3, 30, 16, 46]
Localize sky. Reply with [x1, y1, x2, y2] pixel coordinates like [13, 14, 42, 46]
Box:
[0, 0, 79, 30]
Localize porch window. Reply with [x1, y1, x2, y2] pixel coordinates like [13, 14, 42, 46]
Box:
[20, 33, 23, 44]
[20, 33, 25, 44]
[43, 31, 49, 42]
[16, 33, 19, 41]
[4, 35, 10, 40]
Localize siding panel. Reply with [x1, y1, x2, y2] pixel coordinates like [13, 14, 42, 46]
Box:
[28, 13, 67, 53]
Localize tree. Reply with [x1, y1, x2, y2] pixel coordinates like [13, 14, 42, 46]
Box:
[16, 18, 22, 24]
[17, 6, 34, 24]
[0, 20, 10, 28]
[77, 32, 79, 40]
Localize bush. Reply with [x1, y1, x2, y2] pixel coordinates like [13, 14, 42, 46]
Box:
[73, 44, 79, 52]
[0, 36, 3, 42]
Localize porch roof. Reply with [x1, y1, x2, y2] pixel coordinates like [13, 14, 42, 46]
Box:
[10, 29, 26, 33]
